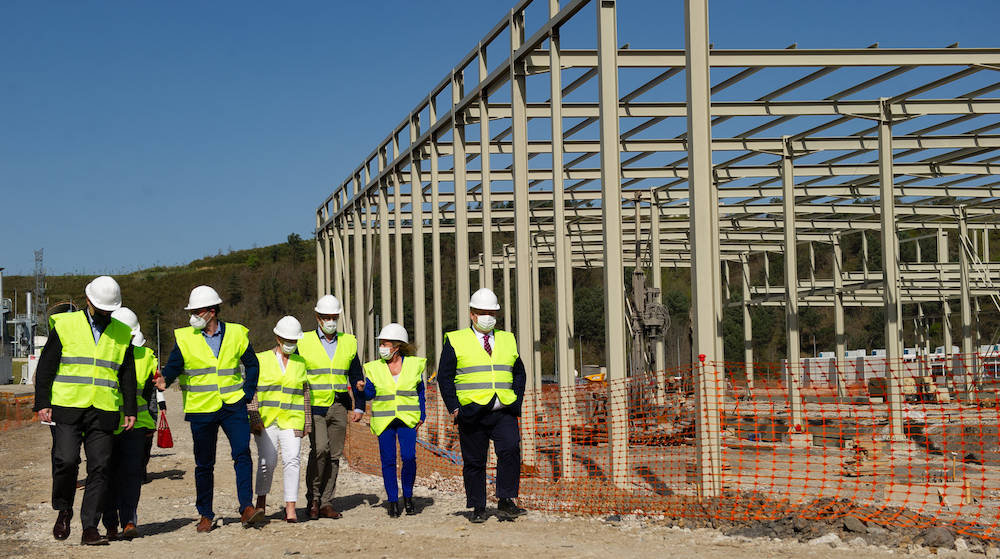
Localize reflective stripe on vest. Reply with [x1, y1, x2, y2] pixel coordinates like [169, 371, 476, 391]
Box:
[446, 328, 518, 407]
[364, 357, 425, 435]
[297, 331, 357, 407]
[117, 346, 158, 433]
[175, 323, 249, 413]
[255, 350, 308, 431]
[49, 311, 130, 412]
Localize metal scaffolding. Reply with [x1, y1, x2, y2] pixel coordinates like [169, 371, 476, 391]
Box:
[316, 0, 1000, 496]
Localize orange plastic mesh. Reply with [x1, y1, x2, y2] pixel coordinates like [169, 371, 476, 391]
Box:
[344, 353, 1000, 539]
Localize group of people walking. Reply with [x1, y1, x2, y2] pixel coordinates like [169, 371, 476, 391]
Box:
[34, 275, 527, 545]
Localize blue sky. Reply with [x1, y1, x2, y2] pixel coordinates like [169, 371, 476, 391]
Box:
[1, 0, 997, 275]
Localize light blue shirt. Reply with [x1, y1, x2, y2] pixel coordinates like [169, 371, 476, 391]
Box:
[202, 322, 225, 357]
[317, 328, 338, 359]
[86, 310, 102, 344]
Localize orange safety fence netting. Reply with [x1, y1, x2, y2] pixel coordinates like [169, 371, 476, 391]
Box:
[343, 353, 1000, 540]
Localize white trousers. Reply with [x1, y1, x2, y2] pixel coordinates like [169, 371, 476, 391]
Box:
[254, 423, 302, 503]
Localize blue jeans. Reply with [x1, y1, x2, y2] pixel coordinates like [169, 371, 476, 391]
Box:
[189, 403, 253, 519]
[376, 419, 417, 503]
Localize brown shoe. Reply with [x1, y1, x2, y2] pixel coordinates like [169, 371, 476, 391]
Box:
[240, 505, 265, 528]
[81, 527, 109, 546]
[318, 505, 341, 519]
[53, 510, 72, 540]
[196, 516, 214, 533]
[122, 522, 138, 540]
[308, 501, 319, 521]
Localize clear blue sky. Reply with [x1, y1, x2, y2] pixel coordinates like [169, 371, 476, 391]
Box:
[1, 0, 996, 275]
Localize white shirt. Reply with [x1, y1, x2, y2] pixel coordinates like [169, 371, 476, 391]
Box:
[471, 328, 504, 411]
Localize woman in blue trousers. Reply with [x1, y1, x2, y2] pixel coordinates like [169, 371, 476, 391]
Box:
[360, 323, 425, 517]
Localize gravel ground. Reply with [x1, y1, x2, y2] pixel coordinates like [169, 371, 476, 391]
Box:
[0, 391, 990, 558]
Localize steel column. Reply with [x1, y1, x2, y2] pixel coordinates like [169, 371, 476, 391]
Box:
[833, 235, 847, 400]
[959, 211, 975, 400]
[685, 0, 722, 498]
[478, 45, 494, 290]
[453, 72, 472, 328]
[597, 0, 628, 488]
[782, 139, 806, 440]
[510, 8, 537, 466]
[410, 116, 427, 356]
[741, 253, 753, 392]
[878, 99, 905, 440]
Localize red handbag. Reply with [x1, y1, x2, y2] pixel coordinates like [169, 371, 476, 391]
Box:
[156, 411, 174, 449]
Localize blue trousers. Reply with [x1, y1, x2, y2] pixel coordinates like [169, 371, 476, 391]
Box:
[377, 419, 417, 503]
[189, 404, 253, 519]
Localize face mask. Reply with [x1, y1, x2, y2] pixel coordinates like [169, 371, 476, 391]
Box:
[320, 320, 337, 335]
[474, 314, 497, 332]
[280, 342, 297, 355]
[190, 313, 208, 330]
[378, 346, 395, 361]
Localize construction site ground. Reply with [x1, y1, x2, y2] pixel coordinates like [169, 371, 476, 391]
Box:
[0, 389, 994, 558]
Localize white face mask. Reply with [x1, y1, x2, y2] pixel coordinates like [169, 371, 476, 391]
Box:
[378, 346, 395, 361]
[320, 319, 337, 335]
[474, 314, 497, 332]
[280, 342, 297, 355]
[190, 313, 208, 330]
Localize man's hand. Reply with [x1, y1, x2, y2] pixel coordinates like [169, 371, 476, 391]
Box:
[38, 408, 53, 423]
[348, 410, 363, 423]
[250, 421, 263, 436]
[302, 425, 311, 438]
[123, 416, 136, 431]
[154, 376, 166, 391]
[355, 380, 365, 391]
[450, 409, 459, 423]
[415, 420, 424, 431]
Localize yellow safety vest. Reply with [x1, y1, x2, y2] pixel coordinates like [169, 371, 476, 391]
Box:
[445, 328, 518, 407]
[49, 311, 130, 413]
[364, 356, 425, 435]
[116, 346, 158, 433]
[255, 350, 308, 431]
[297, 331, 357, 407]
[175, 323, 249, 413]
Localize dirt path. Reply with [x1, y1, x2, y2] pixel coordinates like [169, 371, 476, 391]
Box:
[0, 392, 971, 559]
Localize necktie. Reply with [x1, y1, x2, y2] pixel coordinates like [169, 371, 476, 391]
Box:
[483, 334, 492, 356]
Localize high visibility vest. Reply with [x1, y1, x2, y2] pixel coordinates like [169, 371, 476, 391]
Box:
[255, 350, 307, 431]
[297, 331, 357, 407]
[445, 328, 518, 407]
[116, 346, 158, 433]
[364, 356, 425, 435]
[49, 311, 130, 413]
[175, 323, 249, 414]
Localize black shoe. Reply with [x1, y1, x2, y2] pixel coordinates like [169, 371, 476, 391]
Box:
[470, 508, 488, 523]
[497, 498, 526, 520]
[53, 510, 72, 541]
[403, 497, 415, 515]
[81, 527, 109, 546]
[387, 501, 401, 518]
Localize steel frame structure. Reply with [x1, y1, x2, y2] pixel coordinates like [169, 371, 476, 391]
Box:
[316, 0, 1000, 495]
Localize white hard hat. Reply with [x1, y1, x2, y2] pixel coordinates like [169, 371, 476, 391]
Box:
[469, 288, 500, 311]
[273, 315, 304, 340]
[85, 276, 122, 312]
[184, 285, 223, 311]
[377, 322, 408, 343]
[314, 294, 344, 314]
[111, 307, 141, 335]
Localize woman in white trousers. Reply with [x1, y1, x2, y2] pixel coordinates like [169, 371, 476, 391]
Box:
[249, 316, 311, 522]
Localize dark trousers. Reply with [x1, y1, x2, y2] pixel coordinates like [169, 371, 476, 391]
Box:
[50, 411, 114, 529]
[457, 408, 520, 509]
[189, 405, 253, 519]
[142, 427, 154, 481]
[376, 419, 417, 503]
[102, 428, 148, 530]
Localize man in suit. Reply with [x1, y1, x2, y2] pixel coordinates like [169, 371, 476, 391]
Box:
[436, 288, 528, 523]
